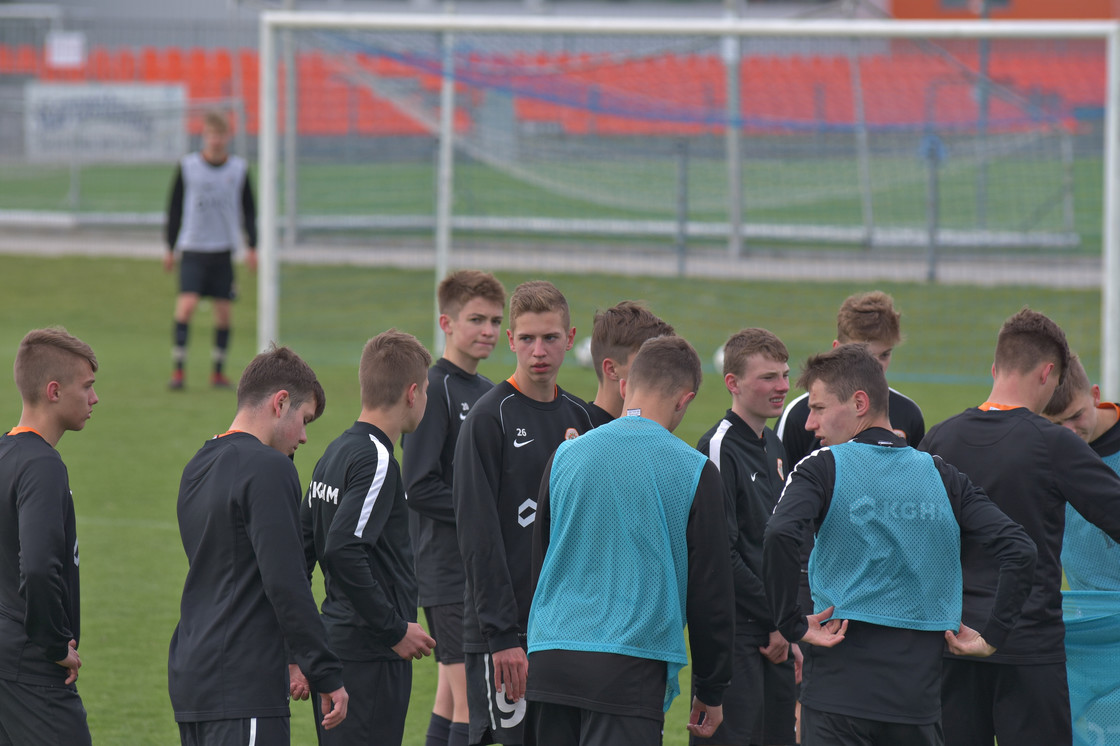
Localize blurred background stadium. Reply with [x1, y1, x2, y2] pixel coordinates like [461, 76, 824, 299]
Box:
[0, 1, 1115, 743]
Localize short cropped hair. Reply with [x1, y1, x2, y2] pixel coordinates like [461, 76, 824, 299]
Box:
[203, 110, 229, 134]
[1043, 353, 1091, 417]
[627, 336, 702, 399]
[993, 307, 1070, 384]
[509, 280, 570, 330]
[14, 327, 98, 404]
[796, 343, 889, 417]
[723, 327, 788, 378]
[590, 301, 675, 383]
[836, 291, 902, 346]
[359, 329, 432, 410]
[438, 270, 506, 318]
[237, 345, 325, 421]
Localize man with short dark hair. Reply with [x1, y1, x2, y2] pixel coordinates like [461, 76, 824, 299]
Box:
[920, 307, 1120, 746]
[766, 343, 1036, 746]
[585, 300, 675, 427]
[693, 328, 797, 746]
[0, 328, 99, 746]
[299, 330, 435, 745]
[168, 346, 347, 745]
[526, 336, 735, 744]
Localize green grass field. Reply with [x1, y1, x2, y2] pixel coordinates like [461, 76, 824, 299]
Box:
[0, 250, 1097, 744]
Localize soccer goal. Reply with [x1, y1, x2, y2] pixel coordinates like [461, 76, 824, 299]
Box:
[256, 12, 1120, 394]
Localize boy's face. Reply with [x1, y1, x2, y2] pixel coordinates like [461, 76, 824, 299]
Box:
[57, 359, 99, 433]
[404, 377, 430, 434]
[202, 125, 230, 161]
[838, 339, 894, 373]
[1048, 388, 1099, 443]
[507, 310, 575, 387]
[732, 353, 790, 423]
[805, 379, 859, 447]
[444, 297, 504, 362]
[270, 396, 317, 457]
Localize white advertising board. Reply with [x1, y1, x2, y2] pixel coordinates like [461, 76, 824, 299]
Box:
[25, 83, 188, 163]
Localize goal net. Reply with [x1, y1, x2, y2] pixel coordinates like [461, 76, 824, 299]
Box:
[257, 13, 1120, 394]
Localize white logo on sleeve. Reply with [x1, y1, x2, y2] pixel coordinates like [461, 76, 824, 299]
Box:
[73, 538, 79, 567]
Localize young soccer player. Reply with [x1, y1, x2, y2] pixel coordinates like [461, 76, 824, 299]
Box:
[585, 300, 675, 427]
[776, 290, 925, 466]
[920, 308, 1120, 746]
[692, 328, 797, 746]
[0, 328, 98, 745]
[764, 344, 1037, 746]
[452, 280, 594, 745]
[526, 336, 734, 744]
[168, 346, 347, 745]
[164, 110, 257, 390]
[1043, 353, 1120, 590]
[403, 270, 506, 746]
[299, 330, 435, 745]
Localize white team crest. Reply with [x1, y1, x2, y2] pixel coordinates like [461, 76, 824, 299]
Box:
[564, 427, 579, 441]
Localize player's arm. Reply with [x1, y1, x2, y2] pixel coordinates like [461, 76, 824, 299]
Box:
[16, 457, 78, 667]
[164, 165, 184, 271]
[453, 410, 521, 651]
[242, 460, 343, 695]
[530, 451, 556, 594]
[938, 456, 1036, 653]
[241, 169, 257, 251]
[1056, 428, 1120, 544]
[321, 455, 429, 658]
[762, 449, 833, 645]
[402, 378, 456, 524]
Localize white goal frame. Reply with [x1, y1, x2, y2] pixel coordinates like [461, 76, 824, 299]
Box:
[258, 11, 1120, 397]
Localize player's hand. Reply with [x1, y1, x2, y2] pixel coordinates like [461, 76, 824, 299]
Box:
[55, 639, 81, 685]
[945, 623, 996, 658]
[758, 629, 790, 664]
[792, 641, 804, 684]
[246, 250, 258, 273]
[491, 645, 528, 702]
[288, 664, 310, 700]
[392, 622, 436, 661]
[163, 251, 175, 273]
[319, 685, 349, 730]
[686, 698, 723, 738]
[801, 606, 848, 648]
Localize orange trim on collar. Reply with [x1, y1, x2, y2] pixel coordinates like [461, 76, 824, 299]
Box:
[7, 426, 43, 437]
[216, 429, 245, 439]
[506, 376, 557, 398]
[1099, 402, 1120, 418]
[978, 401, 1024, 411]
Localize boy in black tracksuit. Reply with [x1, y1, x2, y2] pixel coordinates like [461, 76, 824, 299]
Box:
[453, 281, 593, 745]
[403, 270, 506, 746]
[920, 310, 1120, 746]
[764, 344, 1036, 746]
[169, 347, 347, 744]
[0, 329, 99, 745]
[693, 329, 796, 746]
[300, 331, 435, 745]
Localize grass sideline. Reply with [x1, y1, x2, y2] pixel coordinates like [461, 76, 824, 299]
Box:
[0, 251, 1090, 744]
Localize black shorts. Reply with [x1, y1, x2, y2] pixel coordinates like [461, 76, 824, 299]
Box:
[179, 250, 235, 299]
[466, 650, 528, 745]
[0, 678, 91, 746]
[525, 700, 663, 746]
[690, 635, 797, 745]
[424, 604, 465, 665]
[800, 705, 943, 746]
[177, 717, 289, 746]
[941, 658, 1070, 746]
[311, 658, 411, 745]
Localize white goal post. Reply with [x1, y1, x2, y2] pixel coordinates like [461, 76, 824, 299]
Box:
[257, 11, 1120, 396]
